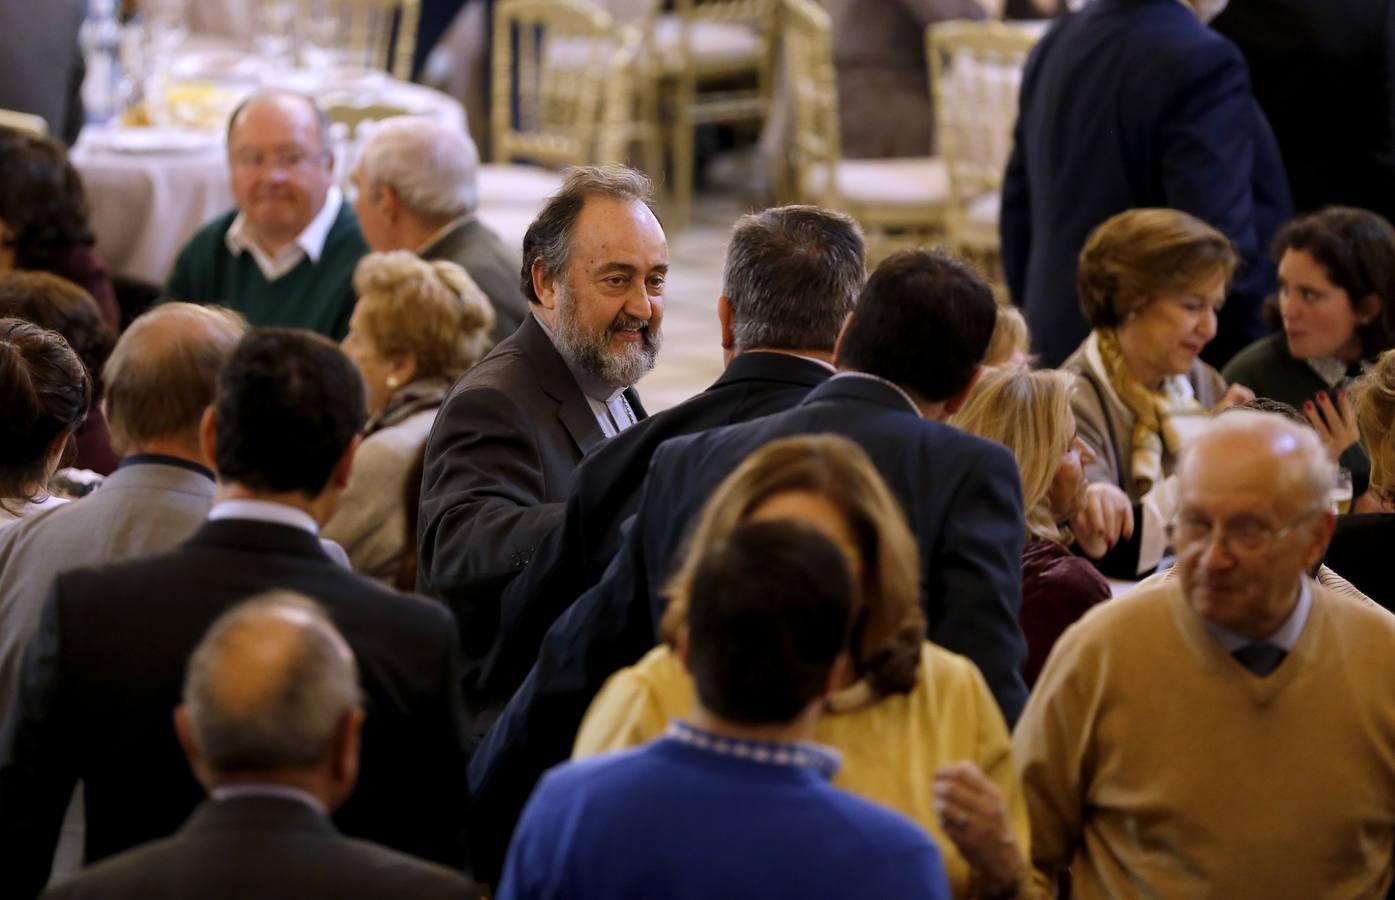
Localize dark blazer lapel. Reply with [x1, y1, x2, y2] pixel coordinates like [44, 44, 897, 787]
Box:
[514, 315, 613, 456]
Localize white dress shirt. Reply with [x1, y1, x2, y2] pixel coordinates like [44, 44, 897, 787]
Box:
[224, 187, 344, 282]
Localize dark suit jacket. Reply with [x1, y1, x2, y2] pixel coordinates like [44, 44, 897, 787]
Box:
[40, 796, 478, 900]
[1000, 0, 1292, 368]
[1214, 0, 1395, 227]
[1323, 514, 1395, 614]
[465, 374, 1028, 882]
[420, 217, 528, 345]
[0, 519, 472, 899]
[417, 314, 645, 693]
[473, 352, 832, 724]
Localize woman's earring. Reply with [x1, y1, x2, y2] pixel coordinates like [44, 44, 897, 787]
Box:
[386, 375, 400, 390]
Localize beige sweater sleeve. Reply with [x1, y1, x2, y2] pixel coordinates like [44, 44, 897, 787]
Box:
[573, 664, 674, 759]
[1012, 627, 1096, 897]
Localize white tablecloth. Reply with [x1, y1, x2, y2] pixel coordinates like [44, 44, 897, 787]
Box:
[72, 46, 465, 285]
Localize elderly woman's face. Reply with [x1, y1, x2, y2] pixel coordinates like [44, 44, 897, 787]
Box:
[747, 490, 865, 585]
[1116, 273, 1225, 386]
[340, 307, 396, 416]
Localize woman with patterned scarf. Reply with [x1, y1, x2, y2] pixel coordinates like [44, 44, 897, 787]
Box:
[1062, 209, 1255, 578]
[326, 251, 495, 585]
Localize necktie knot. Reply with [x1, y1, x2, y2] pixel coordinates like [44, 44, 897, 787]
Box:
[1232, 642, 1287, 677]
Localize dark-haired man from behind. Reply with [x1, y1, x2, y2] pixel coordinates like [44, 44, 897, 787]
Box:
[473, 205, 865, 722]
[41, 592, 478, 900]
[469, 249, 1027, 882]
[0, 330, 471, 898]
[495, 521, 950, 900]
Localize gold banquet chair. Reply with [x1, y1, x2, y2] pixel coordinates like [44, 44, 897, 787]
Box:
[479, 0, 661, 249]
[927, 21, 1040, 271]
[651, 0, 777, 229]
[293, 0, 421, 80]
[782, 0, 949, 264]
[0, 109, 48, 136]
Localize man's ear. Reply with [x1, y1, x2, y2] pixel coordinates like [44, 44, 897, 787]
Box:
[942, 366, 984, 416]
[531, 260, 558, 312]
[822, 652, 851, 699]
[830, 312, 853, 368]
[173, 706, 211, 789]
[380, 184, 403, 225]
[717, 296, 735, 351]
[330, 434, 362, 492]
[199, 407, 219, 474]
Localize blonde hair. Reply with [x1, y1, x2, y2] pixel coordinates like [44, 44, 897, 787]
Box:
[351, 251, 495, 382]
[660, 434, 925, 696]
[1077, 208, 1238, 328]
[951, 366, 1076, 544]
[985, 304, 1030, 367]
[1354, 349, 1395, 503]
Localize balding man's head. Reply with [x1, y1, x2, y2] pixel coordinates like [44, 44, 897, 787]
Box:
[102, 304, 246, 456]
[1174, 412, 1337, 641]
[176, 592, 363, 805]
[226, 91, 335, 249]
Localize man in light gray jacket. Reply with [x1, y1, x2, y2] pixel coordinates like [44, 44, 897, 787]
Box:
[0, 303, 246, 712]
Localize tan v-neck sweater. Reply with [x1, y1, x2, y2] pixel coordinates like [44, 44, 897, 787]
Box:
[1014, 578, 1395, 898]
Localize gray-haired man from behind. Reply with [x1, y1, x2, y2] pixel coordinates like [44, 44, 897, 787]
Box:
[351, 117, 527, 343]
[0, 302, 246, 713]
[40, 592, 478, 900]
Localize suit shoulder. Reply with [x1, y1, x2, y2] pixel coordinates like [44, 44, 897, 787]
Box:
[333, 837, 481, 896]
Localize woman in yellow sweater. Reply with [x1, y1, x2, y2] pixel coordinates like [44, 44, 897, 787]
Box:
[574, 434, 1032, 899]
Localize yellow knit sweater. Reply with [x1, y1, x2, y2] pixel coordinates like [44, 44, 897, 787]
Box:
[575, 642, 1030, 899]
[1014, 578, 1395, 898]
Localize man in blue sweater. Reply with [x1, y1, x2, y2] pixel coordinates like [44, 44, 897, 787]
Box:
[494, 520, 949, 900]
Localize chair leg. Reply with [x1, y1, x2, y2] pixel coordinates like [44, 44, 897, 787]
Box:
[668, 77, 696, 231]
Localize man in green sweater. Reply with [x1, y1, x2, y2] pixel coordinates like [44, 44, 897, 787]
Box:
[163, 91, 368, 340]
[1016, 411, 1395, 897]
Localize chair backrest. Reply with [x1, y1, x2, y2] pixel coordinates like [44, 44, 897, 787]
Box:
[781, 0, 839, 206]
[296, 0, 421, 80]
[0, 109, 48, 137]
[927, 21, 1039, 206]
[491, 0, 643, 168]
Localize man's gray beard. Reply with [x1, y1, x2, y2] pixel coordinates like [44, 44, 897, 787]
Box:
[553, 287, 662, 390]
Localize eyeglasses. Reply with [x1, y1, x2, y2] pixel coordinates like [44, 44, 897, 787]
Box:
[1166, 509, 1321, 554]
[230, 149, 327, 172]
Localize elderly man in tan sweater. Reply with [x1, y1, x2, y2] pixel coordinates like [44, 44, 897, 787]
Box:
[1015, 410, 1395, 898]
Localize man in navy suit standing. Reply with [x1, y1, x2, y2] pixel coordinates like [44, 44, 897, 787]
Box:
[466, 249, 1028, 883]
[1001, 0, 1292, 368]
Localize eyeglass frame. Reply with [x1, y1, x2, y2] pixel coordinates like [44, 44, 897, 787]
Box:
[1165, 507, 1325, 555]
[228, 147, 331, 173]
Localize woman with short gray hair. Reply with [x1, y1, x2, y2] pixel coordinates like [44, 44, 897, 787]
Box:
[325, 251, 495, 585]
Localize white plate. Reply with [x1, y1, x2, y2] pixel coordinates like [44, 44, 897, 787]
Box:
[95, 127, 221, 154]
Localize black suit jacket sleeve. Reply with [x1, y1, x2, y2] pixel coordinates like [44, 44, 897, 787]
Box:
[0, 585, 81, 899]
[1159, 38, 1278, 362]
[929, 441, 1029, 726]
[1000, 49, 1036, 307]
[418, 385, 566, 643]
[466, 522, 655, 886]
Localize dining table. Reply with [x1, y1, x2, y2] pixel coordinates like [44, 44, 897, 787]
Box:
[70, 36, 467, 286]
